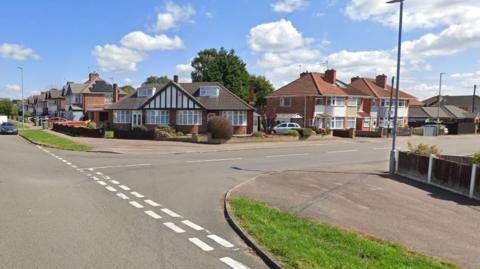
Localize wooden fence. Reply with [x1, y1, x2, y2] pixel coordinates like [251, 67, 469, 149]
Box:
[398, 151, 429, 180]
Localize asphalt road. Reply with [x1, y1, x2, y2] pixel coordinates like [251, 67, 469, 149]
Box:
[1, 134, 479, 269]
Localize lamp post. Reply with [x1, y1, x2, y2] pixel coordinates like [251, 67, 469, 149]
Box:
[387, 0, 404, 174]
[17, 66, 24, 130]
[436, 72, 446, 135]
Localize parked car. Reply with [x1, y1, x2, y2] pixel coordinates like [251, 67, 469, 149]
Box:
[48, 117, 67, 124]
[0, 122, 18, 135]
[273, 122, 301, 134]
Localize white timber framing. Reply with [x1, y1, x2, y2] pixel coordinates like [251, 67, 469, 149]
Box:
[143, 84, 203, 110]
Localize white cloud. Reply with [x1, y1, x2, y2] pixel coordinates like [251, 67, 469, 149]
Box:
[5, 84, 21, 93]
[0, 43, 39, 61]
[92, 44, 145, 73]
[154, 1, 195, 32]
[345, 0, 480, 30]
[271, 0, 308, 13]
[124, 78, 133, 84]
[120, 31, 184, 51]
[258, 48, 321, 68]
[248, 19, 308, 52]
[175, 64, 194, 82]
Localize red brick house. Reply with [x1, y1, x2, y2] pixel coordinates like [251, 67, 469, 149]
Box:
[107, 77, 255, 134]
[45, 88, 65, 117]
[265, 70, 372, 130]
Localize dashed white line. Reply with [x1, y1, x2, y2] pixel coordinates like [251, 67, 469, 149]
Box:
[62, 160, 67, 163]
[116, 193, 129, 200]
[129, 201, 144, 208]
[326, 149, 359, 154]
[71, 165, 77, 169]
[207, 235, 234, 248]
[182, 220, 204, 231]
[161, 208, 182, 218]
[119, 185, 131, 191]
[144, 199, 160, 207]
[105, 186, 117, 192]
[88, 168, 94, 171]
[92, 176, 99, 181]
[131, 191, 145, 198]
[163, 222, 185, 233]
[95, 172, 103, 175]
[219, 257, 250, 269]
[66, 162, 72, 165]
[186, 158, 242, 163]
[81, 164, 152, 170]
[103, 176, 111, 180]
[97, 180, 107, 186]
[110, 180, 120, 185]
[265, 153, 310, 158]
[144, 210, 162, 219]
[189, 238, 214, 252]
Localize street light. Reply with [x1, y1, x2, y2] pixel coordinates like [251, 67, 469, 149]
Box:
[387, 0, 404, 174]
[17, 66, 24, 130]
[436, 72, 446, 135]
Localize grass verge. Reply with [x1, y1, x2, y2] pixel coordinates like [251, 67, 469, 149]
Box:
[229, 197, 460, 269]
[10, 120, 30, 129]
[19, 129, 92, 151]
[104, 130, 114, 138]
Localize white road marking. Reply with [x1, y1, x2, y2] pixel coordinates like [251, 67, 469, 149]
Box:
[103, 176, 111, 180]
[105, 186, 117, 192]
[97, 180, 107, 186]
[265, 153, 310, 158]
[131, 191, 145, 198]
[220, 257, 250, 269]
[92, 176, 99, 181]
[144, 199, 160, 207]
[88, 168, 94, 171]
[189, 238, 214, 251]
[186, 158, 242, 163]
[161, 208, 182, 218]
[327, 149, 358, 154]
[110, 180, 120, 185]
[71, 165, 77, 169]
[81, 164, 152, 170]
[182, 220, 204, 231]
[144, 210, 162, 219]
[119, 185, 131, 191]
[163, 222, 185, 233]
[207, 235, 234, 248]
[62, 160, 67, 163]
[129, 201, 144, 208]
[86, 174, 92, 177]
[95, 172, 103, 175]
[116, 193, 129, 200]
[66, 162, 72, 165]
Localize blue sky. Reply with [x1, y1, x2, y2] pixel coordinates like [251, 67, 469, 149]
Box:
[1, 0, 480, 100]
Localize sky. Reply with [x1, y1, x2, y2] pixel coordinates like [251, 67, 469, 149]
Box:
[1, 0, 480, 100]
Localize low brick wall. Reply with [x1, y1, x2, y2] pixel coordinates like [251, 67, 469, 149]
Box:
[332, 128, 355, 138]
[355, 130, 382, 138]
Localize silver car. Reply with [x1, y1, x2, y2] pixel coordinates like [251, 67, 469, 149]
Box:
[273, 122, 301, 134]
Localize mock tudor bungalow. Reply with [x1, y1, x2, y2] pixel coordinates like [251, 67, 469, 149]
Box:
[106, 77, 255, 134]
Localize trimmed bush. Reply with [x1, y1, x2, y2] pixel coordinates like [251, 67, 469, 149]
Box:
[133, 125, 148, 132]
[284, 129, 299, 137]
[292, 128, 315, 138]
[472, 152, 480, 164]
[52, 123, 104, 138]
[155, 125, 176, 138]
[407, 142, 441, 156]
[114, 127, 154, 140]
[86, 121, 97, 129]
[207, 116, 233, 140]
[176, 131, 185, 137]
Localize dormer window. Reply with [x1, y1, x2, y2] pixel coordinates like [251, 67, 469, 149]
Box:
[199, 86, 219, 97]
[138, 88, 156, 97]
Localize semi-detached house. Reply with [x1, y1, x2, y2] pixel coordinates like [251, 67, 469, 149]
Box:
[107, 77, 255, 134]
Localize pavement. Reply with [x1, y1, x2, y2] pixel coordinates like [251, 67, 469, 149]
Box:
[1, 133, 479, 268]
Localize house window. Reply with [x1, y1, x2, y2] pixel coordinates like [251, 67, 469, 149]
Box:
[104, 94, 112, 104]
[176, 110, 202, 125]
[138, 88, 155, 97]
[363, 117, 371, 128]
[221, 111, 247, 126]
[315, 98, 325, 105]
[113, 110, 131, 124]
[280, 97, 291, 107]
[330, 117, 344, 129]
[397, 117, 405, 127]
[347, 97, 358, 107]
[74, 94, 82, 104]
[146, 110, 169, 125]
[329, 97, 345, 106]
[398, 100, 406, 107]
[347, 117, 356, 129]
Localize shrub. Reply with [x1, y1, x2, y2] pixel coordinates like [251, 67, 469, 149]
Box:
[207, 116, 233, 140]
[284, 129, 299, 137]
[316, 128, 332, 136]
[86, 121, 97, 129]
[133, 125, 148, 132]
[176, 131, 185, 137]
[301, 128, 315, 138]
[157, 125, 175, 133]
[407, 142, 441, 156]
[155, 125, 176, 138]
[472, 152, 480, 164]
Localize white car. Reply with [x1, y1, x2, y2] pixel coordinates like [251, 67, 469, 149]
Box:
[273, 122, 301, 134]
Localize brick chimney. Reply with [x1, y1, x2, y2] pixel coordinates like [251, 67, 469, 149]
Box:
[112, 83, 119, 103]
[89, 72, 99, 82]
[173, 75, 179, 83]
[248, 80, 256, 106]
[324, 69, 336, 84]
[351, 76, 360, 83]
[375, 74, 387, 88]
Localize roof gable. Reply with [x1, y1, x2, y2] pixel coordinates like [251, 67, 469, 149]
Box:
[141, 82, 204, 110]
[350, 78, 416, 99]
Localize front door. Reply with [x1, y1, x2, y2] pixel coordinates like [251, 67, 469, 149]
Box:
[132, 111, 142, 127]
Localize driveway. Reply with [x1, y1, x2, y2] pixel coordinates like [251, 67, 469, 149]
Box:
[232, 163, 480, 269]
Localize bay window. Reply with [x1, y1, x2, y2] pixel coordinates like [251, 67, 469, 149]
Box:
[347, 117, 356, 129]
[113, 110, 131, 124]
[146, 110, 169, 125]
[221, 111, 247, 126]
[176, 110, 202, 125]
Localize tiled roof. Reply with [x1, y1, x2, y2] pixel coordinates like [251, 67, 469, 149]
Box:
[409, 98, 424, 106]
[443, 105, 476, 119]
[349, 78, 416, 99]
[105, 85, 162, 110]
[423, 95, 480, 107]
[411, 105, 476, 119]
[48, 89, 63, 99]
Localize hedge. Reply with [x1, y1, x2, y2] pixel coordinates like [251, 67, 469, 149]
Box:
[53, 123, 104, 138]
[113, 128, 155, 140]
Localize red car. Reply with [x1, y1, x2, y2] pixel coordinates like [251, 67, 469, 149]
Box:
[48, 117, 67, 124]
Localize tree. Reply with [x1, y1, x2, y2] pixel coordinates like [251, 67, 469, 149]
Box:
[249, 75, 274, 107]
[0, 99, 15, 116]
[144, 75, 170, 85]
[191, 48, 250, 99]
[121, 85, 136, 94]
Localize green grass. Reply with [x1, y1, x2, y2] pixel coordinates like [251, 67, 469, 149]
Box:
[19, 129, 92, 151]
[229, 197, 460, 269]
[10, 120, 29, 129]
[104, 130, 114, 138]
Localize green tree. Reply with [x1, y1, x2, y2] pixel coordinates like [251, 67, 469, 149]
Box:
[121, 85, 136, 94]
[0, 99, 15, 116]
[144, 75, 170, 85]
[249, 75, 274, 107]
[191, 48, 250, 99]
